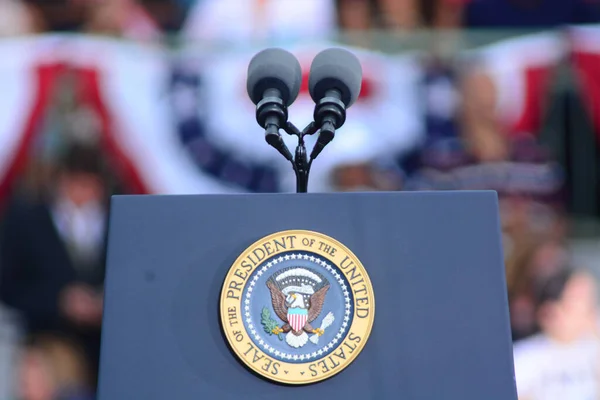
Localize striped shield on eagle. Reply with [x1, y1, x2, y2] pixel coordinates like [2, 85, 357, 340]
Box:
[266, 266, 331, 348]
[288, 307, 308, 332]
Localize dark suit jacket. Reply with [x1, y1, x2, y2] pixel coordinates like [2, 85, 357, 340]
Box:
[0, 196, 107, 338]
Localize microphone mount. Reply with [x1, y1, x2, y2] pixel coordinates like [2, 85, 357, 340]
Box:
[261, 98, 346, 192]
[255, 91, 318, 193]
[260, 113, 328, 193]
[267, 90, 346, 193]
[281, 121, 318, 193]
[256, 89, 335, 193]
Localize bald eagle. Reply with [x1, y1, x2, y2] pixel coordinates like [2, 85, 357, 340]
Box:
[266, 279, 330, 348]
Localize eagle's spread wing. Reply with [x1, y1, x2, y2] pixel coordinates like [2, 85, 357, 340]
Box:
[266, 280, 288, 322]
[308, 285, 330, 322]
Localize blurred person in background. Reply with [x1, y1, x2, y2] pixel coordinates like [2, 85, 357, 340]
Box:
[182, 0, 338, 44]
[0, 0, 41, 36]
[417, 0, 465, 29]
[83, 0, 162, 42]
[23, 0, 175, 39]
[377, 0, 419, 30]
[336, 0, 373, 33]
[506, 235, 569, 340]
[0, 144, 109, 389]
[513, 268, 600, 400]
[330, 163, 400, 191]
[17, 335, 93, 400]
[459, 42, 570, 339]
[336, 0, 420, 32]
[21, 0, 87, 32]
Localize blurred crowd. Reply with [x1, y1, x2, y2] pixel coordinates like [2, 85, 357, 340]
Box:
[2, 0, 600, 39]
[0, 1, 599, 399]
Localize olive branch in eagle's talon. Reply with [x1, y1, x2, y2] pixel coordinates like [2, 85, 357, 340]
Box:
[261, 307, 284, 340]
[272, 327, 284, 335]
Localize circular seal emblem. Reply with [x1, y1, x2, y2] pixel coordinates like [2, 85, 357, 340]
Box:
[220, 230, 375, 385]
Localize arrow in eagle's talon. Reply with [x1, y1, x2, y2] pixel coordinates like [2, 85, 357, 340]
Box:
[309, 312, 335, 344]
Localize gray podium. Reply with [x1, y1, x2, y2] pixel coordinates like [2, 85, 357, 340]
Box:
[97, 191, 517, 399]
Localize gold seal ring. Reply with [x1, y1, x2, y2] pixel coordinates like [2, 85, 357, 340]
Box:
[220, 230, 375, 384]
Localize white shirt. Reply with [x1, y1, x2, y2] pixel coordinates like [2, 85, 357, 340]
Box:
[182, 0, 337, 43]
[51, 198, 106, 265]
[513, 333, 600, 400]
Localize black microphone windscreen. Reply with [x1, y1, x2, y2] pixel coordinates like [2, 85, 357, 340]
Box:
[308, 48, 362, 108]
[246, 48, 302, 106]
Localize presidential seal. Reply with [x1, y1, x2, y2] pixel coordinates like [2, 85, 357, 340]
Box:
[220, 230, 375, 385]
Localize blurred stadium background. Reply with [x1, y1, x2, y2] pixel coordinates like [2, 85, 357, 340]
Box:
[1, 0, 600, 399]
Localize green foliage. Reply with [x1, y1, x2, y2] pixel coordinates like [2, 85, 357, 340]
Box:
[261, 307, 283, 340]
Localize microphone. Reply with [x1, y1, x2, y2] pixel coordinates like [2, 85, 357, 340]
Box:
[247, 48, 302, 161]
[308, 48, 362, 160]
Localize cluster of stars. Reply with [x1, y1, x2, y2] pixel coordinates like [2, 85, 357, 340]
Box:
[244, 253, 352, 361]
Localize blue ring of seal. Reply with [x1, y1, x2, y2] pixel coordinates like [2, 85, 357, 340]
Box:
[242, 251, 354, 364]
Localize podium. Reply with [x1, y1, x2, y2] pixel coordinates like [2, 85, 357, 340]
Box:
[97, 191, 517, 399]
